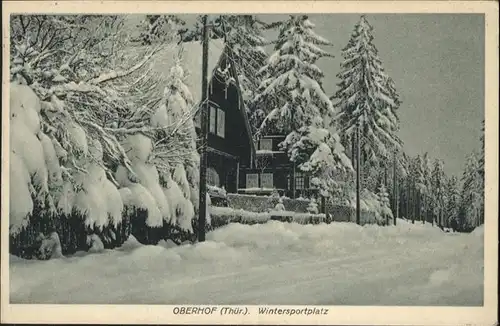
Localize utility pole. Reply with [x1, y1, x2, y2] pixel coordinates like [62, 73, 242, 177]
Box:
[198, 15, 209, 243]
[393, 150, 397, 226]
[356, 122, 361, 225]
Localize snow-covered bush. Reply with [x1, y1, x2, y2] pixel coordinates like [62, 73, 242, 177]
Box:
[307, 198, 319, 214]
[87, 234, 105, 253]
[208, 185, 227, 198]
[209, 206, 326, 229]
[38, 231, 63, 260]
[273, 197, 286, 212]
[227, 193, 311, 213]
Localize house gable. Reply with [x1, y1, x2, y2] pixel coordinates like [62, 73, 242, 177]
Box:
[193, 44, 256, 167]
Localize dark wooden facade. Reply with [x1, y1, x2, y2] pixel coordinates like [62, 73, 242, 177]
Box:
[194, 46, 254, 194]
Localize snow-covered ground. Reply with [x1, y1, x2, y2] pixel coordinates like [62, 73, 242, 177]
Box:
[9, 219, 483, 305]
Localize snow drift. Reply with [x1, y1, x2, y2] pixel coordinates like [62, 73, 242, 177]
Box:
[10, 219, 483, 305]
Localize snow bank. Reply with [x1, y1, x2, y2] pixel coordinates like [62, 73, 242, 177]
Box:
[210, 206, 326, 228]
[10, 219, 484, 305]
[471, 225, 484, 237]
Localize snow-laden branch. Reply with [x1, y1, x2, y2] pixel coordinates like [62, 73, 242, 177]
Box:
[89, 44, 167, 85]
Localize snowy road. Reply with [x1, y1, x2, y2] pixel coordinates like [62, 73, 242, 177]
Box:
[9, 220, 483, 305]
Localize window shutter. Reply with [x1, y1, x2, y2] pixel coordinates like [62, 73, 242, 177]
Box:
[194, 110, 201, 129]
[209, 105, 216, 133]
[217, 109, 225, 138]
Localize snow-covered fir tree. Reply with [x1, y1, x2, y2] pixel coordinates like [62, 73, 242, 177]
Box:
[256, 15, 352, 197]
[444, 175, 461, 229]
[409, 155, 426, 222]
[333, 15, 402, 179]
[377, 183, 392, 225]
[431, 159, 447, 227]
[116, 44, 199, 235]
[257, 15, 334, 133]
[151, 46, 199, 231]
[459, 151, 484, 229]
[421, 152, 433, 223]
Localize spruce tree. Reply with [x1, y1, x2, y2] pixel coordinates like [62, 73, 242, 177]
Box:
[257, 15, 334, 133]
[445, 175, 460, 229]
[377, 182, 392, 225]
[459, 152, 483, 229]
[333, 15, 401, 173]
[421, 153, 433, 223]
[412, 155, 426, 222]
[256, 15, 352, 197]
[431, 159, 447, 228]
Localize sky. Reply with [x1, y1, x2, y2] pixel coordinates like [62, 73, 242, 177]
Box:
[129, 14, 485, 177]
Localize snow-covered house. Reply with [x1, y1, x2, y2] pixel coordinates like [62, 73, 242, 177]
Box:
[153, 40, 256, 194]
[152, 40, 316, 199]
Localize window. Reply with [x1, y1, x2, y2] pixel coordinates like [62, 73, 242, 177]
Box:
[261, 173, 273, 189]
[207, 167, 220, 186]
[259, 138, 272, 151]
[209, 106, 216, 134]
[295, 173, 305, 190]
[207, 103, 224, 138]
[217, 108, 225, 138]
[246, 173, 258, 188]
